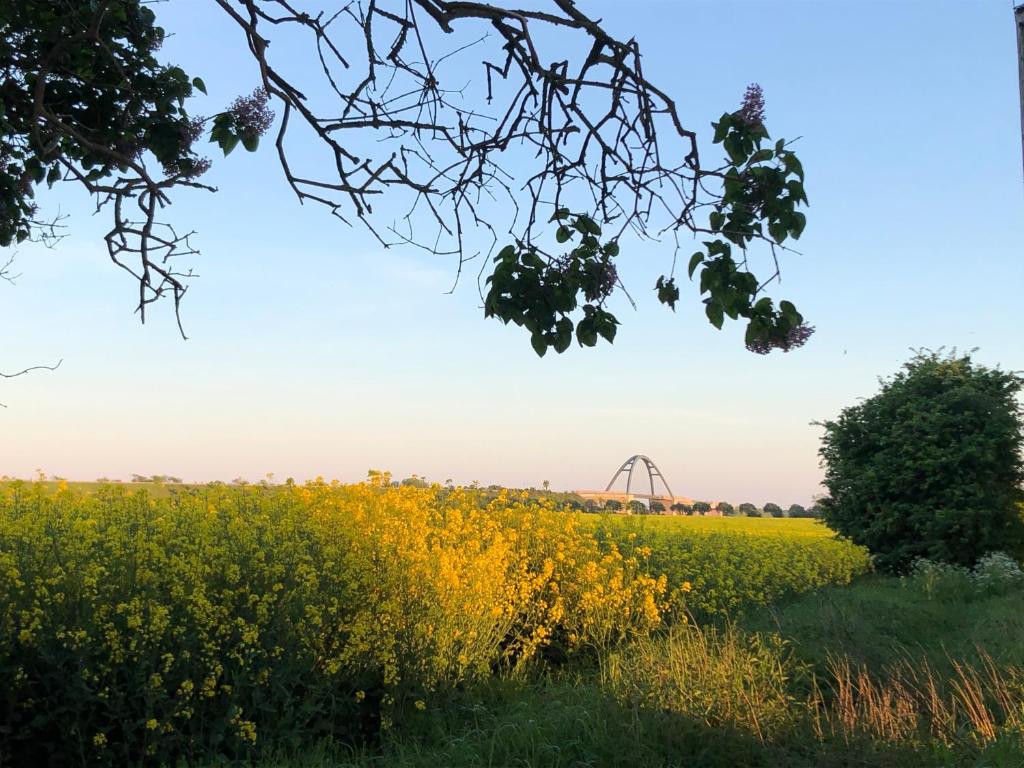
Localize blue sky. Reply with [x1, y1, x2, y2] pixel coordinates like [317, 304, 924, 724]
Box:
[2, 0, 1021, 506]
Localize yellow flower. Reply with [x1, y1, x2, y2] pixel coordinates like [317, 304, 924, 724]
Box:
[92, 733, 107, 748]
[414, 699, 426, 711]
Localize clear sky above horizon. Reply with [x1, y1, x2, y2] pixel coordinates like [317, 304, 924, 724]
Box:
[2, 0, 1022, 506]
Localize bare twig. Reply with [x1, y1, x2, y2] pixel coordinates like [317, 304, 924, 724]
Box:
[0, 359, 62, 408]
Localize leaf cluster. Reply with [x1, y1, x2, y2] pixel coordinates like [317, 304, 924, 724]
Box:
[0, 1, 202, 245]
[484, 213, 620, 357]
[684, 111, 811, 351]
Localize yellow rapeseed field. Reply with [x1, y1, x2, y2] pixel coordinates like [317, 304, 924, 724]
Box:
[0, 478, 665, 764]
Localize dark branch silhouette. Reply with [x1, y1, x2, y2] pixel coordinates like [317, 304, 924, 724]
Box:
[212, 0, 716, 284]
[0, 359, 62, 408]
[4, 1, 810, 354]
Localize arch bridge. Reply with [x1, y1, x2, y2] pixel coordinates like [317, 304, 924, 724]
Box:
[575, 454, 695, 513]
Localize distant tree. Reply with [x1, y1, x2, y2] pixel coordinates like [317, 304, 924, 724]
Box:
[649, 500, 666, 513]
[716, 501, 735, 516]
[400, 475, 429, 488]
[818, 350, 1024, 572]
[542, 480, 551, 491]
[764, 502, 783, 518]
[604, 499, 623, 512]
[738, 502, 759, 516]
[787, 503, 809, 518]
[692, 501, 712, 515]
[808, 504, 825, 519]
[628, 500, 648, 515]
[584, 500, 600, 513]
[670, 502, 692, 515]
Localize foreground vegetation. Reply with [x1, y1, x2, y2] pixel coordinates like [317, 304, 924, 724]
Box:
[259, 573, 1024, 768]
[2, 479, 1021, 767]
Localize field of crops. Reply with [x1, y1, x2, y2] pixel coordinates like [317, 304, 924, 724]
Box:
[0, 480, 869, 766]
[588, 514, 872, 619]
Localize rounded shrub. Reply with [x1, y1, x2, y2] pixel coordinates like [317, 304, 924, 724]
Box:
[818, 351, 1024, 573]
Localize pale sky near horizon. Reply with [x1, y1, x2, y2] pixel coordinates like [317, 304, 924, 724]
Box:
[2, 1, 1022, 507]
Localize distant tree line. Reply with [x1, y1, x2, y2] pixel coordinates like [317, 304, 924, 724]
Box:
[130, 474, 183, 484]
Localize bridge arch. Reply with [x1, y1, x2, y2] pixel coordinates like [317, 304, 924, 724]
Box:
[604, 454, 675, 498]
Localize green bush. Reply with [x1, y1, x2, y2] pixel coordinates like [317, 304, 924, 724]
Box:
[818, 351, 1024, 573]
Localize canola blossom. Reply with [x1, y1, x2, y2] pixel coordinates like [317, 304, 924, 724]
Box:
[0, 479, 869, 765]
[0, 479, 664, 765]
[588, 514, 872, 619]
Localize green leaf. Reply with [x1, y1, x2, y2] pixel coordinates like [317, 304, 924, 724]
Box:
[779, 300, 802, 324]
[553, 318, 573, 353]
[723, 134, 745, 165]
[783, 153, 805, 181]
[576, 318, 598, 347]
[790, 211, 807, 238]
[555, 226, 571, 244]
[495, 244, 516, 263]
[768, 221, 788, 244]
[241, 134, 259, 152]
[192, 77, 207, 95]
[712, 113, 732, 143]
[745, 318, 767, 346]
[222, 133, 240, 156]
[523, 251, 545, 270]
[596, 312, 618, 343]
[575, 215, 602, 236]
[604, 241, 620, 257]
[550, 207, 571, 221]
[688, 252, 704, 278]
[705, 301, 724, 330]
[530, 333, 548, 357]
[655, 276, 680, 311]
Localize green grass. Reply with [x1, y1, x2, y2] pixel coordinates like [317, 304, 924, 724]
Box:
[742, 573, 1024, 675]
